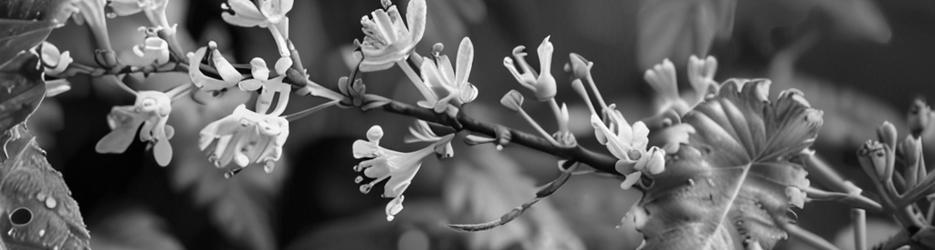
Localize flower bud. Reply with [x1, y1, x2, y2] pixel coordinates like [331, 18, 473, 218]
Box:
[877, 121, 898, 150]
[857, 140, 892, 182]
[565, 53, 592, 80]
[500, 90, 525, 112]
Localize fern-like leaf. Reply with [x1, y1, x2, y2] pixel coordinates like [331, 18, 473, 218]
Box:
[635, 79, 823, 250]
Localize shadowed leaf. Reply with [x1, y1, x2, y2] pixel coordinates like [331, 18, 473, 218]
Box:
[636, 80, 822, 250]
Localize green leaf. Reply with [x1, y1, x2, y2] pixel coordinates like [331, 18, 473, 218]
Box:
[636, 79, 823, 250]
[0, 125, 91, 250]
[0, 54, 45, 156]
[0, 50, 89, 250]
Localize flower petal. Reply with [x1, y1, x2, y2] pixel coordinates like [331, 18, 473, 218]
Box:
[385, 195, 405, 221]
[405, 0, 426, 48]
[96, 106, 146, 154]
[108, 0, 143, 16]
[454, 37, 474, 87]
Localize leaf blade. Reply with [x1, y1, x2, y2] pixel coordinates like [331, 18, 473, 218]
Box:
[638, 79, 822, 250]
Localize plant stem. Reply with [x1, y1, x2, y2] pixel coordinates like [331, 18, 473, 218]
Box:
[376, 96, 620, 175]
[516, 107, 561, 146]
[852, 208, 866, 250]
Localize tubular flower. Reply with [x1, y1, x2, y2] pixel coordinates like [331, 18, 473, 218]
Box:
[687, 55, 718, 104]
[645, 56, 720, 115]
[69, 0, 117, 67]
[96, 91, 175, 166]
[503, 36, 556, 101]
[416, 37, 478, 112]
[221, 0, 293, 56]
[355, 0, 427, 72]
[187, 41, 244, 91]
[590, 109, 665, 190]
[238, 57, 293, 115]
[199, 104, 289, 175]
[108, 0, 175, 34]
[119, 29, 170, 68]
[352, 125, 454, 221]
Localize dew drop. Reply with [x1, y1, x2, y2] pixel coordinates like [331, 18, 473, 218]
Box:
[105, 12, 117, 19]
[359, 184, 372, 194]
[36, 192, 47, 201]
[38, 229, 45, 237]
[495, 145, 503, 151]
[687, 179, 695, 186]
[45, 197, 57, 209]
[354, 176, 364, 184]
[353, 165, 362, 172]
[6, 228, 12, 236]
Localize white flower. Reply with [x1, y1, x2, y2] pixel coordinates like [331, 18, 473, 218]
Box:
[108, 0, 175, 34]
[39, 41, 73, 76]
[590, 109, 665, 189]
[221, 0, 292, 56]
[199, 104, 289, 174]
[645, 56, 720, 115]
[352, 125, 453, 221]
[416, 37, 478, 112]
[96, 91, 175, 166]
[687, 55, 719, 104]
[38, 41, 73, 97]
[187, 41, 244, 91]
[355, 0, 426, 72]
[119, 31, 170, 68]
[503, 36, 556, 101]
[238, 57, 293, 115]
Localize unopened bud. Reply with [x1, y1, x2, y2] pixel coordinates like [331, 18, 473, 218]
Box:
[500, 90, 525, 112]
[565, 53, 593, 80]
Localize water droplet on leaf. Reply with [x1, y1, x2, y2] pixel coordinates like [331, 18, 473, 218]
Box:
[45, 197, 57, 208]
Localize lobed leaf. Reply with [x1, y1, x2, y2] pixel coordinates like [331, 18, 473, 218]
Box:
[635, 79, 823, 250]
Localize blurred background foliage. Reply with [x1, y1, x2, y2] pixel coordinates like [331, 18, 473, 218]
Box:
[31, 0, 935, 249]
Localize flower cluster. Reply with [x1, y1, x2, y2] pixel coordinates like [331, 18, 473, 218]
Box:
[199, 104, 290, 175]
